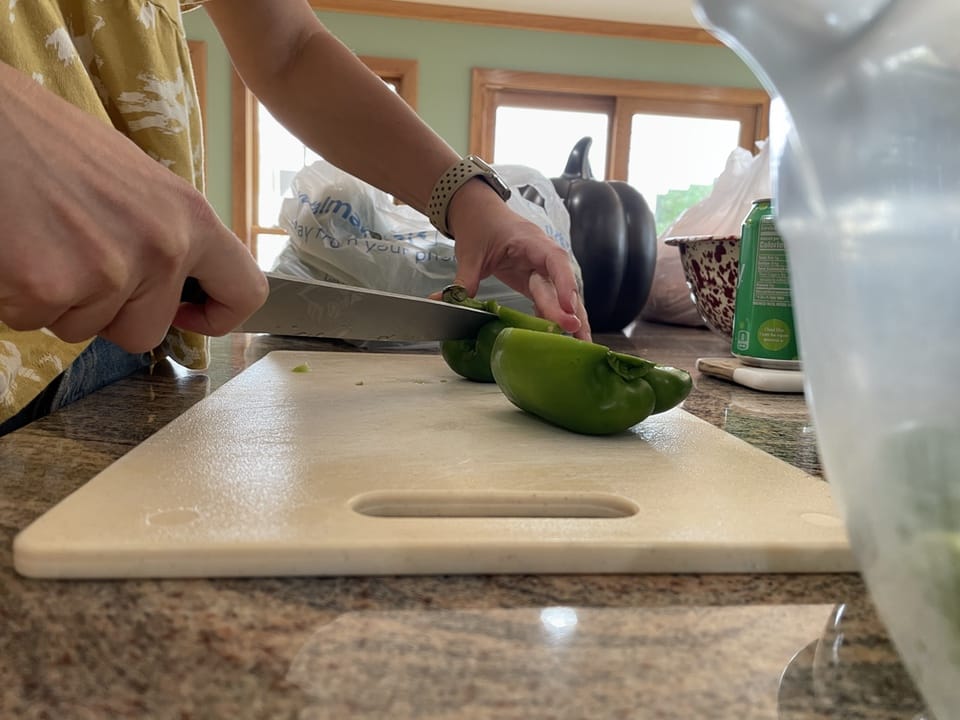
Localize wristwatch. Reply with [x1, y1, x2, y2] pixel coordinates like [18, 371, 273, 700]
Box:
[427, 155, 512, 238]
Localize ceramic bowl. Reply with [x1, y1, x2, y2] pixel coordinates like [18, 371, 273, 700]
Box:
[664, 235, 740, 337]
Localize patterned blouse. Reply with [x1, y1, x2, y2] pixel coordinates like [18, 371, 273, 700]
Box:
[0, 0, 209, 425]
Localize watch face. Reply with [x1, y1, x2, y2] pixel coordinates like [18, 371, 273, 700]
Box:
[469, 155, 511, 199]
[470, 155, 495, 173]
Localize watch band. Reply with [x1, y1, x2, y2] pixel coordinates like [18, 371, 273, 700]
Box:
[427, 155, 512, 239]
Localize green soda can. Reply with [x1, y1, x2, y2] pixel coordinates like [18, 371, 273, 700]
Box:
[731, 198, 801, 369]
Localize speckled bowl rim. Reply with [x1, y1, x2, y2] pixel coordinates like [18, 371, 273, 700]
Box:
[663, 234, 739, 246]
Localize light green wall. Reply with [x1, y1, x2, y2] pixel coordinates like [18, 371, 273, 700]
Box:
[183, 9, 761, 224]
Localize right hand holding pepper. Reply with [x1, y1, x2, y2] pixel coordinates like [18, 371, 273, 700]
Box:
[440, 178, 591, 341]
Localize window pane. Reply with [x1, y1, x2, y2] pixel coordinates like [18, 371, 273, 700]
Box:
[256, 81, 399, 267]
[493, 107, 608, 180]
[257, 103, 321, 230]
[258, 81, 399, 231]
[627, 114, 741, 237]
[255, 232, 287, 272]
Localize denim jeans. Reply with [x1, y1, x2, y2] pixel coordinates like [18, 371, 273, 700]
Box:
[0, 337, 153, 436]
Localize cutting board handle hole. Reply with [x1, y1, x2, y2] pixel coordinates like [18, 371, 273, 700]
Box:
[350, 490, 638, 519]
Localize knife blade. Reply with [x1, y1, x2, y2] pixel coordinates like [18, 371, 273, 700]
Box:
[181, 272, 496, 342]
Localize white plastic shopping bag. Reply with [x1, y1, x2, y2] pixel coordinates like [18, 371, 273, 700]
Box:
[641, 143, 771, 326]
[274, 159, 582, 315]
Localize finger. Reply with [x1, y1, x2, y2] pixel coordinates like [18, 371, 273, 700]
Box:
[173, 275, 269, 335]
[0, 268, 84, 332]
[529, 272, 581, 335]
[3, 269, 170, 350]
[45, 297, 171, 352]
[527, 272, 556, 315]
[572, 289, 592, 341]
[45, 307, 114, 346]
[93, 281, 183, 353]
[450, 266, 482, 299]
[450, 237, 488, 299]
[538, 247, 591, 339]
[542, 250, 581, 316]
[0, 301, 65, 334]
[172, 293, 247, 338]
[174, 240, 268, 336]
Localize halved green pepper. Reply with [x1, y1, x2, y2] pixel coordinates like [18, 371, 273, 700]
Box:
[440, 286, 562, 382]
[490, 327, 692, 435]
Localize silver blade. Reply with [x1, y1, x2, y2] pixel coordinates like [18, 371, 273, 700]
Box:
[237, 272, 496, 341]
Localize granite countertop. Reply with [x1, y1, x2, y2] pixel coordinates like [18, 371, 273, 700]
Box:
[0, 321, 928, 719]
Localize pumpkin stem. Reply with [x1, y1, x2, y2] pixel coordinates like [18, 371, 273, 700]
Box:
[562, 136, 595, 180]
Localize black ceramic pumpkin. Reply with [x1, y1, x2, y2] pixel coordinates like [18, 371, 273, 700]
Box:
[551, 137, 658, 332]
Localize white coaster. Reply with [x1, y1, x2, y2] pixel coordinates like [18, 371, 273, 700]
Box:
[697, 357, 805, 394]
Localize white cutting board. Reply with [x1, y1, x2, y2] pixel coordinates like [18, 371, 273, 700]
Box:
[14, 351, 854, 579]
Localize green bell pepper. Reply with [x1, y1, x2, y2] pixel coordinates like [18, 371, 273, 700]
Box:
[440, 285, 562, 382]
[490, 327, 692, 435]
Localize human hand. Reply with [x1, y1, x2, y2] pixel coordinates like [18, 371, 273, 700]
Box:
[0, 64, 267, 353]
[437, 179, 591, 340]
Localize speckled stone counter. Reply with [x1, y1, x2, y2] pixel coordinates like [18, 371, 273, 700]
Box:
[0, 322, 929, 719]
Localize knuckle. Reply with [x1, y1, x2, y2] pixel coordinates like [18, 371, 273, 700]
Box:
[18, 268, 73, 309]
[152, 233, 191, 273]
[181, 188, 224, 246]
[150, 187, 214, 271]
[250, 271, 270, 308]
[95, 257, 129, 296]
[182, 183, 215, 222]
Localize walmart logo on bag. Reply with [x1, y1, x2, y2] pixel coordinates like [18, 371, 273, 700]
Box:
[298, 193, 383, 240]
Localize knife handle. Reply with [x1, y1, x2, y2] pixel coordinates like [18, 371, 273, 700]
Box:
[180, 277, 207, 304]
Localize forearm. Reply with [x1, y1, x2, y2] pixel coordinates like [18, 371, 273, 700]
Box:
[205, 0, 460, 213]
[201, 0, 587, 336]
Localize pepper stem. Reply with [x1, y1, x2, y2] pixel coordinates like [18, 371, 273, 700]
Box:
[441, 286, 561, 333]
[440, 284, 486, 311]
[606, 350, 655, 381]
[495, 304, 561, 334]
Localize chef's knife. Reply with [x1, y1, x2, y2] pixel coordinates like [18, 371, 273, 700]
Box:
[181, 272, 496, 342]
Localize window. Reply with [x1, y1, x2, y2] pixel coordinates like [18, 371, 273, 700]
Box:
[231, 57, 418, 268]
[494, 101, 611, 181]
[471, 68, 769, 235]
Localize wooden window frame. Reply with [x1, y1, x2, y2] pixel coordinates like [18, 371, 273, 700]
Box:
[231, 57, 419, 253]
[470, 68, 770, 181]
[187, 40, 207, 178]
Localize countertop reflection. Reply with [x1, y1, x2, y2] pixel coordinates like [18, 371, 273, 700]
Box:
[0, 321, 927, 719]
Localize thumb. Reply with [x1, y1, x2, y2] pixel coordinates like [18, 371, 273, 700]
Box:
[428, 272, 479, 303]
[451, 274, 480, 299]
[451, 255, 483, 298]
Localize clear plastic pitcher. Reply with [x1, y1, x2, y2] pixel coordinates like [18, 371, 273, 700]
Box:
[693, 2, 960, 717]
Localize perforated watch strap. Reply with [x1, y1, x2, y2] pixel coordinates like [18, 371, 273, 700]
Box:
[428, 157, 498, 239]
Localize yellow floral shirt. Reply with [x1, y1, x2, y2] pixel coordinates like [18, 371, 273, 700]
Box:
[0, 0, 209, 424]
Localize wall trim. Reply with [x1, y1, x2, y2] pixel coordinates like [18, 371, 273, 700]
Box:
[309, 0, 721, 45]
